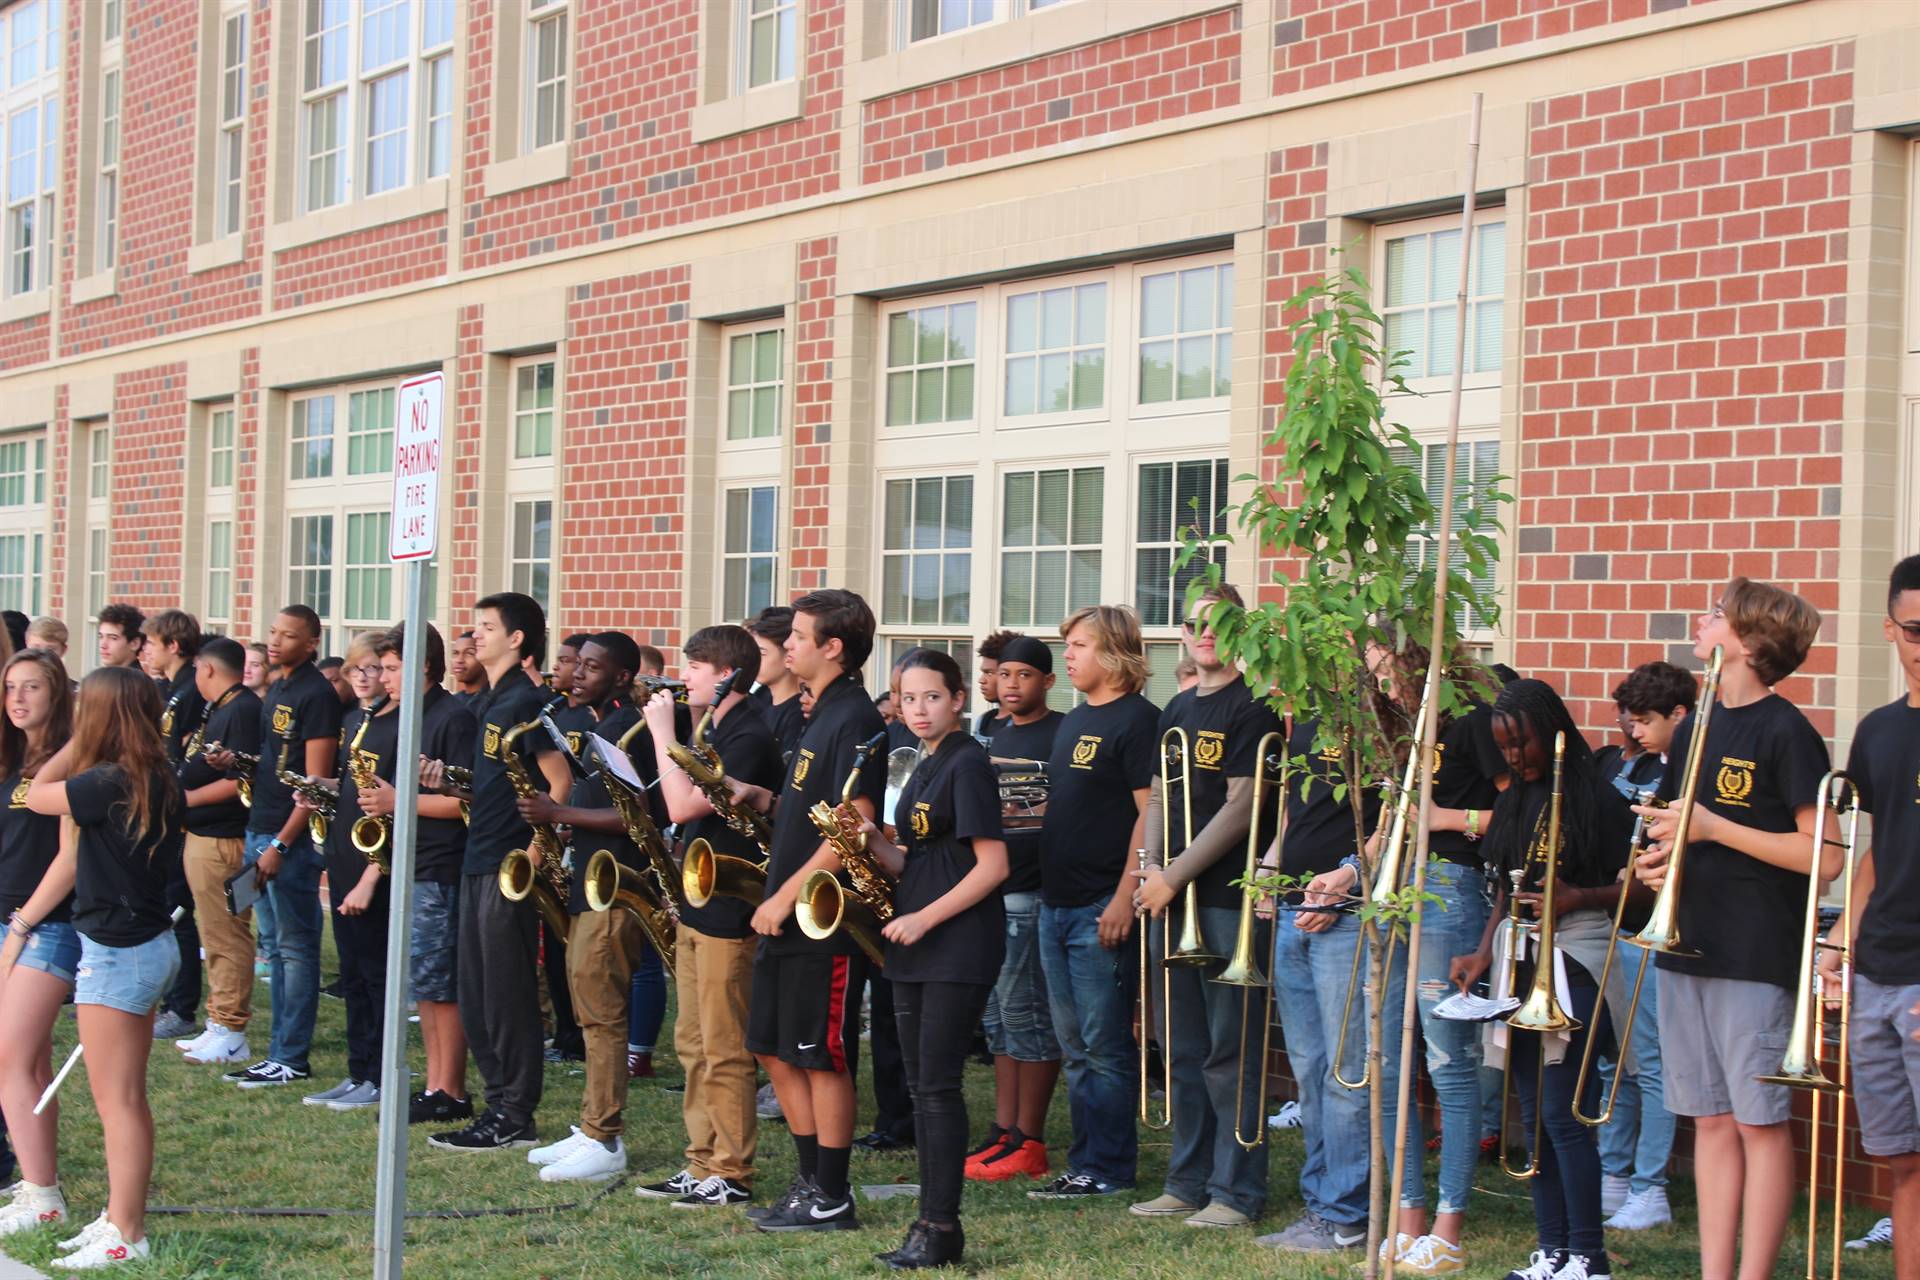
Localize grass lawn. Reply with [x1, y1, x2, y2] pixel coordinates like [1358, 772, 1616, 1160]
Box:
[0, 945, 1896, 1279]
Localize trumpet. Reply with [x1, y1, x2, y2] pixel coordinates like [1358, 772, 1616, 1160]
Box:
[794, 731, 892, 965]
[671, 668, 772, 909]
[1160, 728, 1221, 966]
[1212, 733, 1287, 1150]
[1499, 731, 1580, 1181]
[346, 698, 391, 867]
[1754, 771, 1860, 1280]
[1625, 645, 1725, 955]
[203, 740, 259, 808]
[496, 721, 572, 942]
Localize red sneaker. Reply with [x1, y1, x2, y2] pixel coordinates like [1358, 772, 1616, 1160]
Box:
[973, 1138, 1050, 1182]
[627, 1052, 654, 1079]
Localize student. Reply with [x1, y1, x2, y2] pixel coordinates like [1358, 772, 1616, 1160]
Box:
[141, 610, 205, 1046]
[209, 606, 344, 1090]
[20, 668, 184, 1269]
[448, 632, 485, 708]
[551, 634, 591, 706]
[1131, 585, 1282, 1230]
[95, 605, 145, 672]
[429, 593, 572, 1152]
[734, 589, 887, 1232]
[24, 618, 65, 659]
[858, 649, 1007, 1269]
[974, 631, 1017, 739]
[1633, 577, 1829, 1280]
[361, 626, 477, 1125]
[0, 612, 24, 655]
[636, 645, 666, 679]
[965, 636, 1064, 1183]
[1173, 656, 1200, 694]
[748, 607, 807, 766]
[1825, 555, 1920, 1280]
[1468, 680, 1636, 1280]
[0, 651, 75, 1235]
[1029, 605, 1158, 1202]
[1595, 661, 1697, 1231]
[174, 638, 262, 1066]
[242, 643, 270, 699]
[638, 624, 783, 1209]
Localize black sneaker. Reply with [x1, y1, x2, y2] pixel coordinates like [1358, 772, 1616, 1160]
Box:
[745, 1174, 814, 1222]
[672, 1175, 751, 1209]
[408, 1089, 474, 1125]
[634, 1170, 699, 1201]
[427, 1111, 537, 1152]
[754, 1185, 858, 1232]
[853, 1130, 913, 1153]
[319, 979, 345, 1001]
[224, 1060, 312, 1089]
[1028, 1173, 1125, 1200]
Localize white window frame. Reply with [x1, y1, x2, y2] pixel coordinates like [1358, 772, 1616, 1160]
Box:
[88, 424, 112, 501]
[997, 463, 1105, 632]
[511, 355, 557, 462]
[721, 484, 780, 622]
[0, 429, 49, 618]
[897, 0, 1002, 47]
[508, 497, 555, 614]
[97, 28, 122, 274]
[208, 404, 237, 492]
[879, 289, 984, 437]
[1373, 208, 1507, 394]
[299, 0, 455, 214]
[723, 322, 785, 444]
[286, 379, 404, 651]
[999, 268, 1113, 429]
[81, 418, 111, 663]
[506, 352, 562, 620]
[736, 0, 797, 93]
[524, 0, 569, 153]
[1389, 429, 1504, 644]
[205, 518, 234, 632]
[3, 0, 60, 300]
[880, 472, 976, 632]
[200, 397, 238, 633]
[1133, 258, 1234, 419]
[215, 5, 248, 240]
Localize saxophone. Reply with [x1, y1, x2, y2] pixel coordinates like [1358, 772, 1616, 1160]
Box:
[347, 697, 391, 868]
[795, 731, 893, 965]
[203, 742, 260, 807]
[567, 715, 679, 973]
[671, 668, 772, 909]
[275, 737, 339, 847]
[496, 720, 572, 941]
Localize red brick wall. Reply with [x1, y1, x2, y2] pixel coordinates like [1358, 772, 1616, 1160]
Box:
[271, 214, 448, 311]
[108, 364, 188, 606]
[448, 305, 486, 616]
[1515, 43, 1852, 737]
[0, 315, 50, 373]
[46, 387, 70, 618]
[787, 235, 836, 593]
[861, 9, 1241, 185]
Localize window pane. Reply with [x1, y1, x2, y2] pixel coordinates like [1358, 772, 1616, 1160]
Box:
[748, 485, 776, 553]
[1071, 348, 1104, 410]
[999, 552, 1032, 628]
[1475, 221, 1505, 296]
[1385, 235, 1425, 308]
[946, 365, 974, 421]
[724, 488, 749, 554]
[754, 330, 780, 381]
[945, 475, 972, 546]
[1002, 472, 1035, 547]
[1140, 272, 1174, 337]
[883, 479, 912, 550]
[1005, 292, 1036, 354]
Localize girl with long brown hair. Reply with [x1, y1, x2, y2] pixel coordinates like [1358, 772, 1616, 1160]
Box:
[0, 650, 77, 1236]
[19, 666, 182, 1269]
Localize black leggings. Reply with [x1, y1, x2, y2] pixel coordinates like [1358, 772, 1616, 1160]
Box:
[1512, 962, 1611, 1257]
[892, 979, 992, 1226]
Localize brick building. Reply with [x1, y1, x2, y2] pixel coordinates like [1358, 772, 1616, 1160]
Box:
[0, 0, 1914, 746]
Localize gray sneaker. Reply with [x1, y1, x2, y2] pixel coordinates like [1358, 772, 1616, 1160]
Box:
[152, 1011, 198, 1041]
[326, 1080, 380, 1111]
[303, 1078, 359, 1106]
[1255, 1211, 1365, 1252]
[755, 1083, 783, 1120]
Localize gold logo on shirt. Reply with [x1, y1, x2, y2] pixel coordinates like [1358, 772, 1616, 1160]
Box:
[566, 731, 584, 756]
[792, 749, 813, 787]
[272, 705, 293, 736]
[1070, 736, 1100, 769]
[1194, 731, 1226, 770]
[9, 779, 26, 808]
[483, 724, 501, 759]
[910, 803, 931, 839]
[1715, 757, 1755, 808]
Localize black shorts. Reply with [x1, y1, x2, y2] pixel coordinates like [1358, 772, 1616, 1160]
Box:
[746, 947, 867, 1074]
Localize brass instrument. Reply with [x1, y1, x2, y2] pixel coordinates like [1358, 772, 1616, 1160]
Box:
[1569, 787, 1664, 1127]
[1754, 771, 1860, 1280]
[1499, 731, 1580, 1181]
[583, 847, 678, 975]
[276, 739, 338, 848]
[1137, 844, 1172, 1131]
[1212, 733, 1287, 1150]
[347, 697, 392, 867]
[1625, 645, 1725, 955]
[496, 721, 572, 942]
[443, 764, 473, 825]
[597, 716, 686, 918]
[992, 757, 1049, 831]
[637, 675, 690, 703]
[674, 668, 773, 909]
[881, 746, 922, 835]
[204, 741, 260, 808]
[1160, 727, 1221, 966]
[794, 731, 892, 965]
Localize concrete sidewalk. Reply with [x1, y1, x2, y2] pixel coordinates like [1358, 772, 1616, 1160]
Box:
[0, 1255, 47, 1279]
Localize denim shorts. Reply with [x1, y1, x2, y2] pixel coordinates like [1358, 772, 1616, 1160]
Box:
[74, 931, 182, 1016]
[985, 892, 1057, 1062]
[409, 879, 459, 1004]
[16, 920, 82, 985]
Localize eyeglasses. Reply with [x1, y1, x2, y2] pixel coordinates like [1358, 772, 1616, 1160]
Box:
[1891, 615, 1920, 644]
[350, 665, 382, 679]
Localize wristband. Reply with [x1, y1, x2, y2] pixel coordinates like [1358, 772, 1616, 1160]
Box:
[1465, 808, 1481, 840]
[8, 912, 32, 939]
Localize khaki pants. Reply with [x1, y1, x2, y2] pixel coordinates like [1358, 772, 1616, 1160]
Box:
[566, 907, 646, 1142]
[183, 833, 252, 1032]
[674, 925, 758, 1183]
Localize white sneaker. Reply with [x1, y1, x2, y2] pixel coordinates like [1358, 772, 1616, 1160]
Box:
[0, 1181, 67, 1236]
[1600, 1173, 1630, 1215]
[183, 1027, 250, 1065]
[176, 1022, 219, 1053]
[1506, 1250, 1562, 1280]
[1378, 1232, 1416, 1263]
[527, 1126, 594, 1168]
[1554, 1253, 1610, 1280]
[56, 1211, 109, 1253]
[1847, 1216, 1893, 1250]
[538, 1135, 627, 1183]
[1269, 1099, 1303, 1130]
[1604, 1186, 1672, 1231]
[49, 1220, 149, 1270]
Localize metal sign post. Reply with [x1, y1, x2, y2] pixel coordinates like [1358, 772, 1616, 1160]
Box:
[373, 371, 445, 1279]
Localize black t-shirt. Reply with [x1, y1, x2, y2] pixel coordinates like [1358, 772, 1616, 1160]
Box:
[247, 661, 346, 836]
[1282, 718, 1380, 882]
[887, 732, 1006, 985]
[1594, 745, 1664, 803]
[764, 674, 887, 957]
[1847, 698, 1920, 984]
[975, 708, 1008, 740]
[1040, 692, 1160, 908]
[158, 666, 205, 768]
[885, 720, 919, 756]
[1430, 703, 1506, 864]
[462, 669, 554, 876]
[563, 699, 652, 916]
[67, 764, 178, 946]
[1489, 767, 1634, 891]
[762, 691, 807, 767]
[180, 685, 261, 839]
[0, 768, 67, 922]
[325, 703, 399, 894]
[681, 695, 783, 940]
[1655, 693, 1829, 989]
[412, 688, 477, 884]
[1157, 678, 1285, 910]
[989, 711, 1065, 896]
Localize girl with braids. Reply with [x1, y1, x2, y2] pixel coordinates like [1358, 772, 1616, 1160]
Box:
[0, 651, 77, 1236]
[19, 667, 183, 1269]
[1459, 679, 1640, 1280]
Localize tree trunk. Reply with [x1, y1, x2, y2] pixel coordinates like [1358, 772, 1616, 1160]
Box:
[1364, 917, 1385, 1280]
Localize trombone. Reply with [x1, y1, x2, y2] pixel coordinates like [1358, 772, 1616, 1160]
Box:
[1160, 728, 1220, 967]
[1211, 733, 1287, 1150]
[1754, 770, 1860, 1280]
[1568, 787, 1661, 1127]
[1137, 844, 1171, 1131]
[1624, 645, 1725, 956]
[1499, 731, 1580, 1180]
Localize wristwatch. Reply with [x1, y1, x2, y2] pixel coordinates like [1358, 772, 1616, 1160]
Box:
[268, 837, 290, 856]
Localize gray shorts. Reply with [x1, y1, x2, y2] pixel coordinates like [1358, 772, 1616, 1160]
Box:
[1657, 968, 1793, 1125]
[409, 879, 459, 1004]
[1850, 975, 1920, 1157]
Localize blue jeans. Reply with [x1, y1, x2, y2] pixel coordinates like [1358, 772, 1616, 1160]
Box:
[985, 891, 1057, 1063]
[626, 939, 666, 1053]
[1595, 935, 1673, 1192]
[243, 831, 322, 1072]
[254, 875, 279, 967]
[1273, 912, 1376, 1227]
[1038, 901, 1137, 1188]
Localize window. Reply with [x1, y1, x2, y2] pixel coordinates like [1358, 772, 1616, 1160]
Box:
[345, 510, 393, 622]
[290, 396, 336, 480]
[347, 385, 395, 475]
[526, 0, 568, 152]
[288, 513, 335, 619]
[1139, 263, 1231, 405]
[4, 1, 58, 299]
[882, 475, 972, 627]
[97, 67, 119, 270]
[884, 636, 975, 676]
[726, 328, 782, 442]
[1390, 436, 1503, 635]
[101, 0, 120, 42]
[206, 520, 234, 626]
[512, 358, 555, 460]
[86, 527, 107, 621]
[739, 0, 796, 90]
[885, 301, 977, 428]
[722, 486, 778, 620]
[903, 0, 995, 43]
[0, 428, 47, 616]
[0, 439, 27, 508]
[300, 0, 456, 212]
[1005, 282, 1105, 417]
[88, 426, 111, 500]
[216, 8, 247, 239]
[1133, 457, 1228, 629]
[1382, 220, 1506, 382]
[1000, 466, 1102, 628]
[209, 406, 236, 489]
[510, 498, 553, 612]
